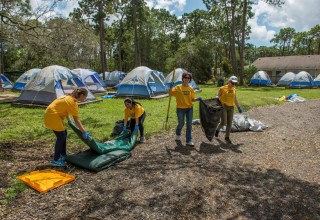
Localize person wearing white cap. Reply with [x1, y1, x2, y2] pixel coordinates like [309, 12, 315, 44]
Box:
[215, 76, 242, 144]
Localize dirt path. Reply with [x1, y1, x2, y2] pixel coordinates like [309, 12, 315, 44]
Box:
[1, 99, 320, 219]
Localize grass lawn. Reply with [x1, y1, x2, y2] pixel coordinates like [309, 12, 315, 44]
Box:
[0, 85, 319, 148]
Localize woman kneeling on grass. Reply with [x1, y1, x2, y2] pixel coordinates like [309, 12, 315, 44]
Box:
[123, 97, 146, 143]
[44, 88, 89, 166]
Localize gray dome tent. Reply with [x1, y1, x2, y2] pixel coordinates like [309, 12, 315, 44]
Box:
[277, 72, 296, 86]
[16, 65, 95, 105]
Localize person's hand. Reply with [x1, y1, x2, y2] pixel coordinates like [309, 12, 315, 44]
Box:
[237, 106, 243, 114]
[134, 125, 139, 131]
[123, 126, 127, 131]
[82, 131, 89, 139]
[170, 82, 174, 88]
[196, 96, 202, 101]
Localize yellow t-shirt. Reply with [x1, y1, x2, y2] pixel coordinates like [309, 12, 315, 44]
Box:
[44, 95, 79, 131]
[124, 104, 145, 120]
[171, 84, 195, 108]
[219, 85, 236, 106]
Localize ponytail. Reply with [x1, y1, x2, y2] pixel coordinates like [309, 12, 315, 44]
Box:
[70, 88, 88, 99]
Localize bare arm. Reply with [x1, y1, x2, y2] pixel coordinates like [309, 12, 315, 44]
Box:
[73, 116, 85, 132]
[234, 94, 240, 107]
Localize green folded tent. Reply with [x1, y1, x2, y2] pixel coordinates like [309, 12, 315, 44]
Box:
[66, 121, 137, 172]
[68, 121, 137, 154]
[66, 149, 131, 172]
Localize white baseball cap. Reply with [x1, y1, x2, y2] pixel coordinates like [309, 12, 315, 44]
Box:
[229, 76, 238, 83]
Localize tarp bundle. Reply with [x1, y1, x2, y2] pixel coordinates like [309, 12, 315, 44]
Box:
[219, 114, 268, 132]
[199, 98, 223, 141]
[66, 121, 137, 172]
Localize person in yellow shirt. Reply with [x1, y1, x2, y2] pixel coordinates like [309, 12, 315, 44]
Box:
[123, 97, 146, 143]
[44, 88, 89, 166]
[170, 72, 202, 146]
[215, 76, 243, 144]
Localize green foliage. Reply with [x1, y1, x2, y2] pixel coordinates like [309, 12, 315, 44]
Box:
[243, 65, 258, 84]
[0, 178, 28, 205]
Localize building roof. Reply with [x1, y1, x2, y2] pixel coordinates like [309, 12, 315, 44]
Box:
[252, 55, 320, 70]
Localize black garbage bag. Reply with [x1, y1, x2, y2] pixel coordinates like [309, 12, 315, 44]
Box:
[199, 98, 223, 141]
[111, 120, 125, 137]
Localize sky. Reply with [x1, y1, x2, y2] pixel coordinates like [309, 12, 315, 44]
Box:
[30, 0, 320, 47]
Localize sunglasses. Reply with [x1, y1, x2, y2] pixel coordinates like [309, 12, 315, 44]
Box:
[183, 77, 191, 79]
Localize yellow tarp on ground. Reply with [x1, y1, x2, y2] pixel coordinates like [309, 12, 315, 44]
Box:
[17, 169, 75, 193]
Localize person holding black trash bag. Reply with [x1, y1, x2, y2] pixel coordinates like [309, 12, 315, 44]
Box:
[215, 76, 243, 144]
[44, 88, 89, 166]
[170, 72, 202, 146]
[123, 97, 146, 143]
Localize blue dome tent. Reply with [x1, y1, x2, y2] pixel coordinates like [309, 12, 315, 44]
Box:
[1, 74, 13, 89]
[163, 68, 200, 91]
[115, 66, 167, 98]
[72, 68, 106, 93]
[249, 71, 272, 86]
[314, 74, 320, 87]
[16, 65, 96, 105]
[12, 68, 41, 91]
[289, 71, 314, 88]
[277, 72, 296, 87]
[104, 70, 126, 88]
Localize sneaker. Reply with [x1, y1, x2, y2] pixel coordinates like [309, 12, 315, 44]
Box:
[140, 136, 145, 143]
[50, 159, 67, 167]
[225, 137, 232, 144]
[186, 141, 194, 146]
[60, 154, 69, 161]
[175, 135, 181, 141]
[215, 130, 219, 138]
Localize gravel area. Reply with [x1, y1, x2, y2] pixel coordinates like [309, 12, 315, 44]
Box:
[1, 99, 319, 219]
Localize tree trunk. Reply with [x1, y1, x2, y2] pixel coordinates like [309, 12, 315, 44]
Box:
[230, 0, 238, 76]
[239, 0, 248, 85]
[99, 1, 107, 80]
[132, 0, 141, 67]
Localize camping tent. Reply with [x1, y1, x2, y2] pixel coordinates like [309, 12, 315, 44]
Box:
[72, 68, 106, 93]
[289, 71, 314, 88]
[0, 74, 13, 89]
[163, 68, 200, 91]
[313, 74, 320, 87]
[276, 72, 296, 87]
[104, 70, 126, 87]
[249, 71, 272, 86]
[154, 71, 165, 82]
[115, 66, 167, 98]
[16, 65, 95, 105]
[12, 68, 41, 91]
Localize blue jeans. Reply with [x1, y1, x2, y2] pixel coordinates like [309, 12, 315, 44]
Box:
[53, 130, 67, 161]
[176, 107, 193, 142]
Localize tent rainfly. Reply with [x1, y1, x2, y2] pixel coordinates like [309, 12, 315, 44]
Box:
[289, 71, 314, 88]
[276, 72, 296, 87]
[0, 74, 13, 89]
[12, 68, 42, 91]
[16, 65, 95, 105]
[163, 68, 200, 91]
[104, 70, 126, 88]
[249, 71, 272, 86]
[115, 66, 167, 98]
[72, 68, 106, 93]
[313, 74, 320, 87]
